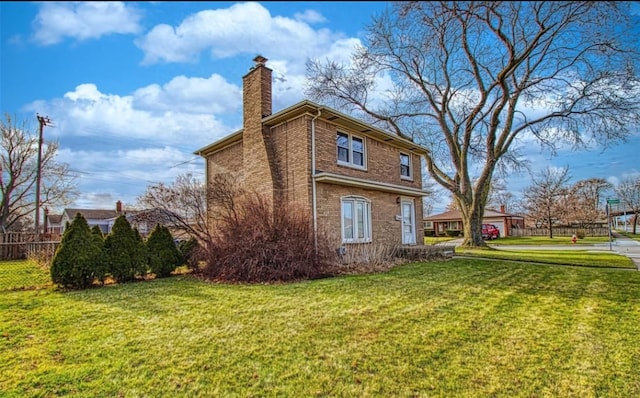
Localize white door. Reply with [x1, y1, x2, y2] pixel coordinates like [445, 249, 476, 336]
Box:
[401, 200, 416, 245]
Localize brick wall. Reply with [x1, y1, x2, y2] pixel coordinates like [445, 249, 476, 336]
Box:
[205, 141, 244, 230]
[314, 118, 423, 190]
[316, 183, 423, 248]
[269, 115, 312, 209]
[242, 62, 274, 201]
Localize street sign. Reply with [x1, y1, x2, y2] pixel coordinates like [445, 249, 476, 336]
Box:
[608, 198, 620, 205]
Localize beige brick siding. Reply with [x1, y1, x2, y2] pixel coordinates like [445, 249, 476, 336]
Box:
[242, 64, 274, 200]
[269, 115, 312, 209]
[314, 118, 423, 190]
[316, 183, 423, 248]
[206, 141, 244, 179]
[203, 113, 425, 247]
[205, 141, 244, 231]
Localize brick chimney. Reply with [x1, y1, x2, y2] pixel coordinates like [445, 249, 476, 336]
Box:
[116, 200, 123, 213]
[500, 204, 505, 213]
[242, 55, 274, 200]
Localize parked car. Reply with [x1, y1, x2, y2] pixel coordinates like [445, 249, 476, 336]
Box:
[482, 224, 500, 240]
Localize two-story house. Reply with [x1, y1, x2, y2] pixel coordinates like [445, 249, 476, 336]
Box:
[195, 56, 429, 250]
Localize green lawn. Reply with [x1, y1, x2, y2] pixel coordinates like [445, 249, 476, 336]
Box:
[456, 248, 636, 269]
[2, 259, 640, 397]
[490, 236, 612, 245]
[423, 236, 456, 245]
[0, 260, 52, 291]
[618, 231, 640, 241]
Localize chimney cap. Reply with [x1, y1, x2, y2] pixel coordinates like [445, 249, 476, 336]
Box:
[253, 55, 268, 66]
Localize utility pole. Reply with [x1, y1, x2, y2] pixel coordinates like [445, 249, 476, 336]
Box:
[35, 114, 52, 240]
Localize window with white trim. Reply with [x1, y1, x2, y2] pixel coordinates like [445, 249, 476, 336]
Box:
[337, 132, 365, 168]
[341, 196, 372, 243]
[400, 152, 412, 179]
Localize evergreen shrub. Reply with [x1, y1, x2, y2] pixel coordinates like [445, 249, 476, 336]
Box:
[104, 216, 147, 283]
[50, 213, 102, 289]
[147, 224, 183, 278]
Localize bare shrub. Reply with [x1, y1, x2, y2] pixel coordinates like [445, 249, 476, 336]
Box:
[334, 241, 405, 275]
[202, 192, 338, 283]
[328, 222, 405, 274]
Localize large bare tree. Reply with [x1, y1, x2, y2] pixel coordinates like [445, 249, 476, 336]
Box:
[136, 173, 212, 245]
[614, 176, 640, 234]
[306, 1, 640, 247]
[1, 113, 77, 233]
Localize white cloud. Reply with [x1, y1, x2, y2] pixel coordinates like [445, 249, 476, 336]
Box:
[132, 74, 241, 114]
[56, 145, 204, 209]
[32, 2, 142, 45]
[135, 2, 343, 65]
[37, 83, 233, 147]
[294, 9, 327, 24]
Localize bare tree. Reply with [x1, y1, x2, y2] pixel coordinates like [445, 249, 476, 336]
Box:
[522, 166, 571, 238]
[564, 178, 612, 227]
[487, 178, 524, 214]
[136, 173, 212, 245]
[306, 1, 640, 247]
[614, 176, 640, 234]
[1, 113, 78, 232]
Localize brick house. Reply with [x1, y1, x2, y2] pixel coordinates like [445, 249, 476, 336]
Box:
[195, 56, 430, 250]
[424, 205, 525, 237]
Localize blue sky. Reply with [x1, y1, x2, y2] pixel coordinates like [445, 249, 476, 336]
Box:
[2, 1, 639, 215]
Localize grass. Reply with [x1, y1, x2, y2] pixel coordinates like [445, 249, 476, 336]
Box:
[2, 259, 640, 397]
[0, 260, 52, 291]
[489, 236, 612, 245]
[423, 236, 456, 245]
[456, 248, 636, 269]
[617, 231, 640, 241]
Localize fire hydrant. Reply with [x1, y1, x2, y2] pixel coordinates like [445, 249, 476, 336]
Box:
[572, 234, 577, 244]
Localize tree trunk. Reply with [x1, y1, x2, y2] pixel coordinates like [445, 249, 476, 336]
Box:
[459, 204, 487, 248]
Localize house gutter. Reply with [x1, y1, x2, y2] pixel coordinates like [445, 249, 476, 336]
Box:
[311, 107, 322, 256]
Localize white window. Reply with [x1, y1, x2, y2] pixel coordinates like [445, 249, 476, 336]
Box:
[400, 153, 412, 179]
[337, 132, 365, 169]
[341, 196, 372, 243]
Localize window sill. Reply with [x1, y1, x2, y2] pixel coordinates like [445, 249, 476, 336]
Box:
[342, 239, 372, 244]
[337, 161, 367, 171]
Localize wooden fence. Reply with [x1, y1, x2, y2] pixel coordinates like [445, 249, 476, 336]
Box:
[0, 233, 61, 261]
[510, 227, 609, 237]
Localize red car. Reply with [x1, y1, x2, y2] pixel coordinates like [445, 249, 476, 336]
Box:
[482, 224, 500, 240]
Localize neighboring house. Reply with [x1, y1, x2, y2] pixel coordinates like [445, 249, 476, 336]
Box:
[424, 206, 525, 237]
[195, 56, 430, 249]
[60, 201, 126, 235]
[59, 201, 168, 236]
[43, 208, 63, 235]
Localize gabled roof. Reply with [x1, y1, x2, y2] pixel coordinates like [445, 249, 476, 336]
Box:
[63, 208, 120, 221]
[46, 214, 63, 224]
[425, 207, 524, 221]
[194, 100, 430, 157]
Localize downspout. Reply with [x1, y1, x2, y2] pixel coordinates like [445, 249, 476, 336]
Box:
[311, 107, 322, 257]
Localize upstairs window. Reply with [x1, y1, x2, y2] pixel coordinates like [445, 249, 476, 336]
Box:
[337, 132, 365, 169]
[400, 153, 412, 179]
